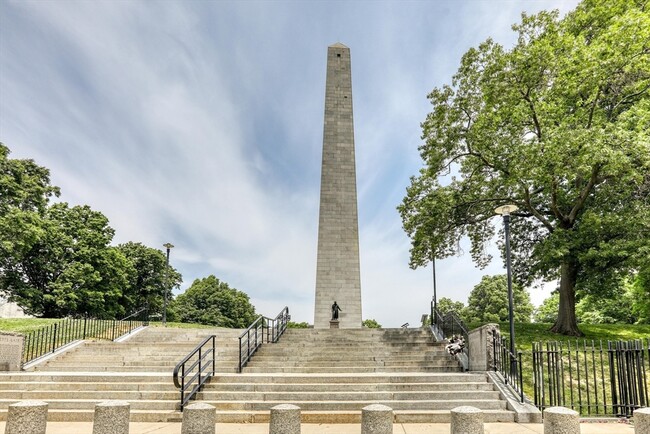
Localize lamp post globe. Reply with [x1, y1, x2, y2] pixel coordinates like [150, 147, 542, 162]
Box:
[162, 243, 174, 326]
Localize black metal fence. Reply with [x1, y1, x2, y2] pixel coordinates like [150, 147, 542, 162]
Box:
[492, 331, 525, 403]
[532, 338, 649, 417]
[22, 308, 148, 365]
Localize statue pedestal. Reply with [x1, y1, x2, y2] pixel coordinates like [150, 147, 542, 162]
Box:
[329, 320, 339, 329]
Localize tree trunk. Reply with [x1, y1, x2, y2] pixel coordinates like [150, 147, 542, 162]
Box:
[550, 259, 584, 336]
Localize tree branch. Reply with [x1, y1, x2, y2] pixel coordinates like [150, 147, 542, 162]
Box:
[523, 186, 555, 231]
[568, 164, 601, 223]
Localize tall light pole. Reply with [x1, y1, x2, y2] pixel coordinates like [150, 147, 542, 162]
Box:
[163, 243, 174, 327]
[432, 256, 437, 326]
[494, 204, 518, 365]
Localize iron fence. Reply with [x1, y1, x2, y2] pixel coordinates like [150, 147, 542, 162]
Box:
[492, 331, 524, 403]
[22, 308, 148, 365]
[532, 338, 649, 417]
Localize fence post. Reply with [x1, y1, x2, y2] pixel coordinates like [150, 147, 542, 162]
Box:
[51, 323, 58, 353]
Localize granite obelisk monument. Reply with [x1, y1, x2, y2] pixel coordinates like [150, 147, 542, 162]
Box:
[314, 43, 362, 329]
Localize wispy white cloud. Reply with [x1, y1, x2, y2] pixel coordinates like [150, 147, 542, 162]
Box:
[1, 0, 578, 326]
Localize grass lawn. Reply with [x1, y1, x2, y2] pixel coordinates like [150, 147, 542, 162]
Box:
[490, 322, 650, 352]
[0, 318, 218, 335]
[0, 318, 59, 334]
[478, 322, 650, 416]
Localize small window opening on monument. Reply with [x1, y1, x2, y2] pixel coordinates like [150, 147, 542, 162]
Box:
[337, 53, 341, 57]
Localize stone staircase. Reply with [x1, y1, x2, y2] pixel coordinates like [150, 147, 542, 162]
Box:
[0, 327, 242, 422]
[0, 326, 516, 423]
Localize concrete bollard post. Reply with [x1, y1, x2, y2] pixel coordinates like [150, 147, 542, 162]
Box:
[451, 406, 484, 434]
[182, 403, 216, 434]
[269, 404, 301, 434]
[92, 400, 130, 434]
[543, 406, 580, 434]
[5, 400, 48, 434]
[361, 404, 393, 434]
[634, 408, 650, 434]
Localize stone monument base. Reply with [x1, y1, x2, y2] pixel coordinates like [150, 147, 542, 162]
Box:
[329, 320, 339, 329]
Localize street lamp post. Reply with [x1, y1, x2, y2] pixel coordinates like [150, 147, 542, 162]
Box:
[163, 243, 174, 327]
[432, 256, 437, 326]
[494, 204, 518, 371]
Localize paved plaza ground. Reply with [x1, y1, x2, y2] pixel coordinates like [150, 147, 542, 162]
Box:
[0, 421, 635, 433]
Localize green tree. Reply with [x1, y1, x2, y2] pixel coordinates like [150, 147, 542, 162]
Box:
[117, 242, 182, 316]
[576, 279, 636, 324]
[534, 292, 559, 323]
[0, 143, 60, 214]
[631, 266, 650, 324]
[2, 202, 129, 318]
[398, 0, 650, 336]
[172, 275, 257, 327]
[362, 319, 382, 328]
[437, 297, 465, 317]
[287, 321, 310, 328]
[464, 275, 533, 323]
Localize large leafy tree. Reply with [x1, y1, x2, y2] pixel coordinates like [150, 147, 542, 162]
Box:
[172, 275, 257, 328]
[464, 275, 533, 323]
[2, 202, 130, 318]
[117, 242, 182, 317]
[399, 0, 650, 336]
[0, 143, 60, 214]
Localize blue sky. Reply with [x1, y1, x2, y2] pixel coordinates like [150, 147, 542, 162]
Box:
[0, 0, 579, 327]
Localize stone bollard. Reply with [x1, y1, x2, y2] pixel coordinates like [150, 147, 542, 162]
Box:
[451, 406, 484, 434]
[5, 400, 48, 434]
[93, 400, 130, 434]
[182, 402, 216, 434]
[269, 404, 301, 434]
[543, 406, 580, 434]
[361, 404, 393, 434]
[634, 407, 650, 434]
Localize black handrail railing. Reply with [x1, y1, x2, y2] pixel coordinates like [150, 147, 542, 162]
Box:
[238, 315, 264, 373]
[21, 309, 149, 366]
[238, 306, 289, 372]
[492, 329, 524, 403]
[266, 306, 290, 343]
[173, 335, 216, 411]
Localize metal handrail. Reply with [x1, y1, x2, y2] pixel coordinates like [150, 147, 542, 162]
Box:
[173, 335, 216, 411]
[238, 306, 290, 372]
[266, 306, 290, 343]
[238, 315, 264, 373]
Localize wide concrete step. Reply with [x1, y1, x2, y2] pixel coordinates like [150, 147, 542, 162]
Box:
[0, 390, 179, 400]
[212, 373, 488, 383]
[0, 382, 174, 391]
[204, 382, 495, 392]
[32, 366, 239, 373]
[202, 399, 508, 411]
[0, 399, 178, 411]
[242, 366, 462, 373]
[196, 390, 502, 401]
